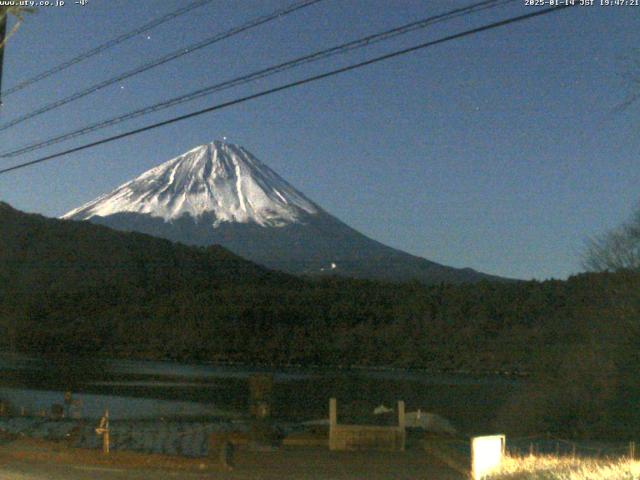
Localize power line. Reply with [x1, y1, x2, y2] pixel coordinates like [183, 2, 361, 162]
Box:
[2, 0, 215, 98]
[0, 0, 515, 159]
[0, 5, 574, 177]
[0, 0, 325, 132]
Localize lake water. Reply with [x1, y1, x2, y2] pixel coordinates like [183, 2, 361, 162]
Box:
[0, 353, 520, 434]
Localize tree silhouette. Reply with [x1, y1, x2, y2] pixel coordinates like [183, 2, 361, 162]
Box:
[584, 207, 640, 272]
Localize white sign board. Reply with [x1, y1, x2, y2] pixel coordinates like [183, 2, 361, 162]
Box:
[471, 434, 505, 480]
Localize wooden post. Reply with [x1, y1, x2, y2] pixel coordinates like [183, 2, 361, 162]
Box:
[103, 428, 110, 455]
[329, 398, 337, 451]
[572, 443, 576, 459]
[629, 441, 635, 460]
[397, 400, 405, 452]
[556, 441, 559, 456]
[102, 408, 110, 455]
[102, 409, 110, 454]
[248, 375, 274, 445]
[248, 374, 273, 419]
[329, 398, 337, 429]
[529, 443, 533, 456]
[95, 409, 110, 455]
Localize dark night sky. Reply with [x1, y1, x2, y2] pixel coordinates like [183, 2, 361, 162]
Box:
[0, 0, 638, 280]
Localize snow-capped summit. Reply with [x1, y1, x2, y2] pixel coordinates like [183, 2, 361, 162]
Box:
[63, 141, 318, 227]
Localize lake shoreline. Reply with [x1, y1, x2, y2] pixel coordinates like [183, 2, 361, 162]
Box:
[0, 350, 529, 380]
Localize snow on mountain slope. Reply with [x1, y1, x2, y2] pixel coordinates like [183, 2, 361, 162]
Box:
[62, 140, 508, 284]
[63, 141, 318, 227]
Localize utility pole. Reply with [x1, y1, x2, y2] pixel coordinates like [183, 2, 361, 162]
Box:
[0, 11, 7, 108]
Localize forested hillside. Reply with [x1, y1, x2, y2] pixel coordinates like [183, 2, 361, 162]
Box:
[1, 202, 639, 376]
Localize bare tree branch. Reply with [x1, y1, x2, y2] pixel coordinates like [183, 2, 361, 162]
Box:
[584, 207, 640, 272]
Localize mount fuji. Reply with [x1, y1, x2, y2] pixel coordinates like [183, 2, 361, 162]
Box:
[63, 141, 502, 284]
